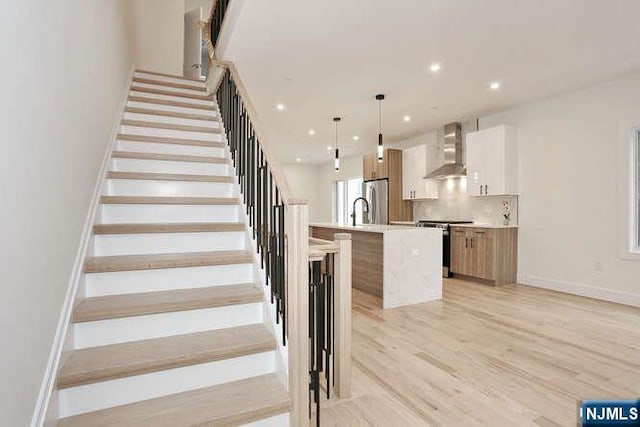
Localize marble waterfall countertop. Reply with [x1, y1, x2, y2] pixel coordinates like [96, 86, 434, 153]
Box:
[310, 222, 442, 309]
[449, 223, 519, 229]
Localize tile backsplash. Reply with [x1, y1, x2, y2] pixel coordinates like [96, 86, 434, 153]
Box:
[413, 179, 518, 225]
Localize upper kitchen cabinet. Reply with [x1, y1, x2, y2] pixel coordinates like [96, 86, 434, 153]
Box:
[402, 145, 438, 200]
[466, 125, 518, 197]
[363, 151, 389, 181]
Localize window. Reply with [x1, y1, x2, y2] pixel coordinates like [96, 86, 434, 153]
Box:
[635, 129, 640, 250]
[333, 178, 364, 225]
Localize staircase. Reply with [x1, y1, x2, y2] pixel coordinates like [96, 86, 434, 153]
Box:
[55, 70, 291, 426]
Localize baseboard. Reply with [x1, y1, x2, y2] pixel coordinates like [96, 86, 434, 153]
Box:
[30, 65, 136, 427]
[518, 273, 640, 308]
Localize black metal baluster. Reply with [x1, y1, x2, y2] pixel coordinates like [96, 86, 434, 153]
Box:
[279, 203, 286, 344]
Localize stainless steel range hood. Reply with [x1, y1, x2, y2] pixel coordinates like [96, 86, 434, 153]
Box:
[424, 122, 466, 180]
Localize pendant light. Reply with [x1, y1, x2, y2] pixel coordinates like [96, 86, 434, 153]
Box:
[376, 94, 385, 163]
[333, 117, 341, 172]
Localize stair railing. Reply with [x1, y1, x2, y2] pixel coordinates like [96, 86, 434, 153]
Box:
[206, 2, 352, 424]
[211, 59, 310, 425]
[308, 235, 352, 426]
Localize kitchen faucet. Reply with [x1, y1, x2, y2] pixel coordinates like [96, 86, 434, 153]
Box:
[351, 197, 370, 226]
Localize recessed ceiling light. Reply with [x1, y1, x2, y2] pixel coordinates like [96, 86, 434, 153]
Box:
[296, 158, 301, 162]
[489, 82, 501, 90]
[326, 145, 333, 151]
[403, 115, 411, 122]
[276, 103, 285, 110]
[430, 63, 441, 73]
[352, 135, 360, 141]
[308, 129, 315, 136]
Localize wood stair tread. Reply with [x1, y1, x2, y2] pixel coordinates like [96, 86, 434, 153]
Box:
[121, 120, 222, 134]
[57, 374, 290, 426]
[99, 195, 239, 205]
[105, 171, 234, 183]
[132, 77, 206, 92]
[124, 107, 217, 121]
[131, 86, 212, 101]
[128, 96, 216, 111]
[93, 222, 245, 235]
[135, 69, 205, 83]
[57, 324, 275, 389]
[112, 151, 230, 164]
[83, 250, 252, 273]
[116, 133, 225, 148]
[73, 283, 262, 322]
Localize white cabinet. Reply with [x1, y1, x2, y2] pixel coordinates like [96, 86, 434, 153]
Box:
[402, 145, 438, 200]
[466, 125, 518, 197]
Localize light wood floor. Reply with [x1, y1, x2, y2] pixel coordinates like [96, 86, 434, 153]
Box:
[317, 279, 640, 426]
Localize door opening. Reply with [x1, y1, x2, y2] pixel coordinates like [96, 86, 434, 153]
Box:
[183, 7, 205, 80]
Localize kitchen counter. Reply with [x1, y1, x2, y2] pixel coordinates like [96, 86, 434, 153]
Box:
[450, 223, 518, 229]
[310, 223, 442, 309]
[390, 221, 416, 226]
[309, 222, 415, 233]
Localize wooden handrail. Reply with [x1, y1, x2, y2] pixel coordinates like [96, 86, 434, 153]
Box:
[209, 59, 296, 206]
[309, 237, 340, 256]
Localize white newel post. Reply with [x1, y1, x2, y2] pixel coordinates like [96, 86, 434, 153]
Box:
[334, 233, 352, 398]
[286, 201, 309, 425]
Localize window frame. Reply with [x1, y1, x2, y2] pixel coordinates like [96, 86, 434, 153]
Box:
[333, 177, 364, 225]
[619, 123, 640, 260]
[633, 128, 640, 252]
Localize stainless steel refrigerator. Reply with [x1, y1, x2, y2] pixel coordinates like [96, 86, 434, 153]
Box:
[362, 179, 388, 225]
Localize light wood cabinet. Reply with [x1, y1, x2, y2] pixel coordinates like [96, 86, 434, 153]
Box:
[402, 145, 438, 200]
[363, 153, 377, 181]
[466, 125, 518, 197]
[450, 231, 469, 275]
[362, 149, 412, 223]
[363, 152, 389, 181]
[450, 226, 517, 286]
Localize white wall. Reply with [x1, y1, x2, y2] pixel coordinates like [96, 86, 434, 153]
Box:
[0, 1, 135, 425]
[480, 72, 640, 305]
[282, 164, 322, 221]
[133, 0, 185, 75]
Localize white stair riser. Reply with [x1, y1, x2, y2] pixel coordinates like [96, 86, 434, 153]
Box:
[127, 100, 217, 117]
[85, 264, 254, 296]
[97, 204, 241, 224]
[104, 179, 235, 197]
[91, 232, 247, 256]
[123, 112, 219, 128]
[132, 82, 208, 97]
[116, 140, 227, 157]
[73, 303, 263, 348]
[120, 125, 222, 143]
[58, 351, 276, 418]
[129, 90, 213, 107]
[110, 158, 230, 175]
[242, 413, 290, 427]
[134, 72, 206, 88]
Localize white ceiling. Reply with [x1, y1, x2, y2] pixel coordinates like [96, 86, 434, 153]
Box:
[223, 0, 640, 164]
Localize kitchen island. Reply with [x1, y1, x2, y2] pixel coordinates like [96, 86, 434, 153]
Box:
[310, 223, 442, 309]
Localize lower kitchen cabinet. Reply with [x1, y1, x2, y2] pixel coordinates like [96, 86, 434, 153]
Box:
[450, 226, 517, 286]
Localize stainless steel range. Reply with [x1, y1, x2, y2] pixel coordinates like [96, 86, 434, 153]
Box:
[416, 220, 473, 277]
